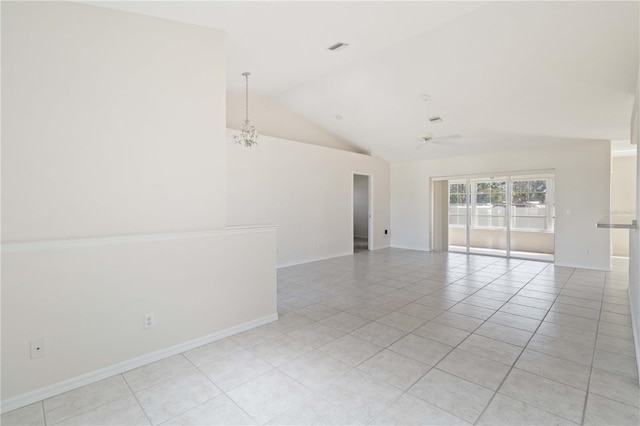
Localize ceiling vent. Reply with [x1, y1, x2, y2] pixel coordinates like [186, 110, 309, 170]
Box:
[328, 42, 349, 51]
[429, 116, 443, 123]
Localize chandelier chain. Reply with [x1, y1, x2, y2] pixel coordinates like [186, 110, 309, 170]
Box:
[234, 72, 258, 148]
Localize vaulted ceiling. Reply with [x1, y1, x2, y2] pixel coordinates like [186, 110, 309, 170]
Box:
[91, 1, 639, 161]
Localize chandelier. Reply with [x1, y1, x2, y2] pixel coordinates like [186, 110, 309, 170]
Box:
[233, 72, 258, 147]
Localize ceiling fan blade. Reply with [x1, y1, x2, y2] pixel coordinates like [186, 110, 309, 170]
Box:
[389, 134, 461, 149]
[430, 134, 462, 145]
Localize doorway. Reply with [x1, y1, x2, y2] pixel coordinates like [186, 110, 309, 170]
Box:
[353, 173, 372, 252]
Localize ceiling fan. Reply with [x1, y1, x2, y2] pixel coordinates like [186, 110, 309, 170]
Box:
[391, 132, 462, 150]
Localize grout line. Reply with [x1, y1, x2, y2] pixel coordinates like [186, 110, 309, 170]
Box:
[579, 270, 633, 424]
[276, 253, 513, 423]
[471, 265, 578, 424]
[40, 401, 47, 426]
[120, 374, 154, 426]
[179, 346, 273, 424]
[581, 274, 606, 425]
[360, 257, 514, 423]
[201, 353, 275, 424]
[372, 260, 549, 423]
[41, 377, 144, 426]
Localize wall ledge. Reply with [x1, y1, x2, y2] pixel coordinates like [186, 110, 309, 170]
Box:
[0, 313, 278, 413]
[1, 226, 278, 253]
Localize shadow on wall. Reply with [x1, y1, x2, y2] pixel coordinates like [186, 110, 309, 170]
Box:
[226, 93, 364, 153]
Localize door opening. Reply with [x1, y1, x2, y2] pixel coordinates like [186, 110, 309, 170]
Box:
[353, 174, 372, 253]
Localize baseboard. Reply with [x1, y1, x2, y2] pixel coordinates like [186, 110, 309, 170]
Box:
[388, 244, 430, 252]
[629, 286, 640, 381]
[277, 251, 353, 269]
[1, 313, 278, 413]
[552, 261, 611, 272]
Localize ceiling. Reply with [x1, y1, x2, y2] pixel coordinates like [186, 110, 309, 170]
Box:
[90, 1, 639, 162]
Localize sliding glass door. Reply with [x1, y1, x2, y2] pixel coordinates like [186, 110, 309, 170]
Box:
[445, 172, 554, 261]
[509, 176, 555, 261]
[448, 179, 468, 253]
[469, 177, 508, 257]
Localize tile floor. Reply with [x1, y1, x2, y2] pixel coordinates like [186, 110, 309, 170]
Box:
[2, 249, 639, 425]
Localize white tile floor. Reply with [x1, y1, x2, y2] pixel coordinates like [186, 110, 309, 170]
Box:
[3, 249, 639, 425]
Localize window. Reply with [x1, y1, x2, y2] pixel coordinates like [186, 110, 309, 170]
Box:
[474, 179, 506, 228]
[511, 178, 552, 231]
[448, 175, 554, 232]
[448, 182, 467, 226]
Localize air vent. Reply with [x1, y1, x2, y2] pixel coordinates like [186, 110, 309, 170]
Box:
[328, 42, 349, 51]
[429, 116, 443, 123]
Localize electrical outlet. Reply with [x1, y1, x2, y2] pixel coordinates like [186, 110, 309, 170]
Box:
[144, 313, 155, 329]
[30, 338, 46, 359]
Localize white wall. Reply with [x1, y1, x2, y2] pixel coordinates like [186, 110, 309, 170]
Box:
[391, 141, 611, 270]
[353, 174, 369, 239]
[1, 229, 277, 405]
[1, 2, 277, 407]
[226, 131, 391, 267]
[2, 2, 226, 240]
[611, 155, 637, 256]
[227, 94, 360, 153]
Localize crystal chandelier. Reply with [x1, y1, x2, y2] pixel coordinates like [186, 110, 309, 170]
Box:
[233, 72, 258, 147]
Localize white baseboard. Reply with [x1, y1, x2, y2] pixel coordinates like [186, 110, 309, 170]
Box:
[388, 244, 430, 252]
[1, 313, 278, 413]
[277, 251, 353, 269]
[552, 261, 611, 271]
[629, 287, 640, 381]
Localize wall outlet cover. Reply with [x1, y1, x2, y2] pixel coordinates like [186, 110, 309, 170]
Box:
[144, 313, 155, 329]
